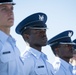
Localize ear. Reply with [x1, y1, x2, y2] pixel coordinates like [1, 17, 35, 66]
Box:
[55, 47, 59, 55]
[23, 34, 30, 41]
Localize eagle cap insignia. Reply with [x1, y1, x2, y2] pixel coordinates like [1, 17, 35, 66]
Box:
[39, 15, 44, 21]
[68, 32, 72, 37]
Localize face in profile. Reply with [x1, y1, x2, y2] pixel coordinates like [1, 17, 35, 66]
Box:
[0, 4, 14, 28]
[27, 29, 47, 47]
[58, 44, 74, 58]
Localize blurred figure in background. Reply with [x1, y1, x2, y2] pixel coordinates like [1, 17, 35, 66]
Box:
[48, 30, 75, 75]
[70, 39, 76, 75]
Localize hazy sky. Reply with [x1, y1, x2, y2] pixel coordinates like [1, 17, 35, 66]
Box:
[11, 0, 76, 62]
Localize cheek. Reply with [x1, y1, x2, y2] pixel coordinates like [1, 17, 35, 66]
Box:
[0, 14, 6, 21]
[59, 49, 66, 55]
[61, 50, 69, 56]
[0, 14, 3, 21]
[0, 18, 7, 26]
[29, 35, 36, 42]
[30, 34, 38, 39]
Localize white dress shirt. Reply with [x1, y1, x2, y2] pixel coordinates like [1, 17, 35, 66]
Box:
[22, 47, 54, 75]
[0, 31, 24, 75]
[52, 56, 73, 75]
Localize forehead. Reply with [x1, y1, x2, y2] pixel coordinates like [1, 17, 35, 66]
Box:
[29, 29, 46, 34]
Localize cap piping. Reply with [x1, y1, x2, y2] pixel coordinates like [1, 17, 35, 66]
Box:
[0, 2, 15, 5]
[59, 42, 76, 45]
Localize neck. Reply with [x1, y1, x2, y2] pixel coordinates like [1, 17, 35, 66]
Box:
[30, 45, 42, 52]
[61, 57, 70, 63]
[0, 27, 10, 35]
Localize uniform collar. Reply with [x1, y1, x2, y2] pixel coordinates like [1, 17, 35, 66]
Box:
[0, 30, 9, 43]
[29, 47, 47, 59]
[0, 30, 16, 44]
[8, 35, 16, 44]
[60, 58, 73, 69]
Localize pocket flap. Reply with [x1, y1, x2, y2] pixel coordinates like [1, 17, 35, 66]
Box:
[0, 51, 15, 63]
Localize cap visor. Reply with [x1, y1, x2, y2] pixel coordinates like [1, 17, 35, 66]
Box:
[0, 2, 16, 5]
[29, 27, 48, 29]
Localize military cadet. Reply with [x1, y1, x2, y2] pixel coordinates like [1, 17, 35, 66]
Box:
[0, 0, 24, 75]
[15, 12, 54, 75]
[71, 39, 76, 75]
[48, 30, 75, 75]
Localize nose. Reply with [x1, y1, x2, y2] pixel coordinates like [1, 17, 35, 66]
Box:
[40, 29, 46, 36]
[41, 29, 47, 37]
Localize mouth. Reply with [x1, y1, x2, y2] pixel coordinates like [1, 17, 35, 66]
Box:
[42, 37, 47, 41]
[8, 18, 14, 20]
[8, 18, 14, 23]
[8, 15, 14, 19]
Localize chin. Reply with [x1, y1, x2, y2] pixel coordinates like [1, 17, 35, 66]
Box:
[68, 56, 73, 58]
[8, 23, 14, 27]
[40, 44, 46, 46]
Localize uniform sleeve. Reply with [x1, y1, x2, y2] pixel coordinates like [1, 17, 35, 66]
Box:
[23, 57, 35, 75]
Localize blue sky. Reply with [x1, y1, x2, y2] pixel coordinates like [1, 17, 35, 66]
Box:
[11, 0, 76, 62]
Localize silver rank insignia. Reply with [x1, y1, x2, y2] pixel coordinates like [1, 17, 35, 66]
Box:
[39, 15, 44, 21]
[68, 32, 72, 37]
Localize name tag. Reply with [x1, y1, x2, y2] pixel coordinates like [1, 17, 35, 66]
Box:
[38, 65, 44, 68]
[3, 51, 11, 54]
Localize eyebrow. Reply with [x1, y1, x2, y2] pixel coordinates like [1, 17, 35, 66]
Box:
[0, 5, 8, 8]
